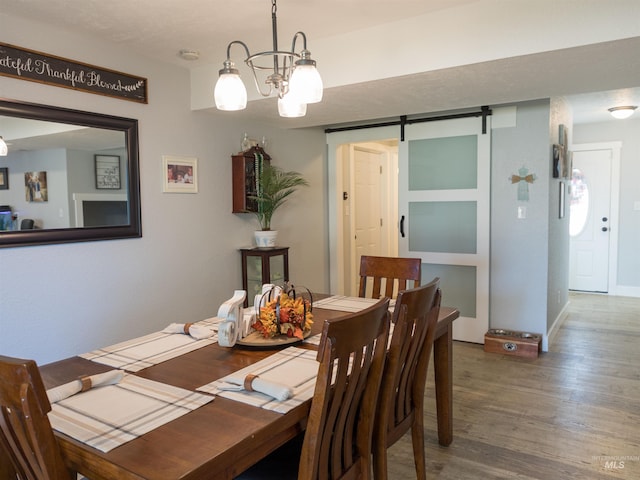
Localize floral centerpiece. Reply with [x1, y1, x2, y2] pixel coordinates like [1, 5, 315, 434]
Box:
[252, 291, 313, 340]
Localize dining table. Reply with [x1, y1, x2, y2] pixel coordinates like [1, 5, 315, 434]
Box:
[39, 296, 459, 480]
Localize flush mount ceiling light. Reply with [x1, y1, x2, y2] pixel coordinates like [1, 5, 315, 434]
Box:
[214, 0, 323, 118]
[607, 106, 637, 119]
[0, 136, 7, 156]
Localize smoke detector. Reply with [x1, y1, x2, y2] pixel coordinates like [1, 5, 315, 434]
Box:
[179, 49, 200, 61]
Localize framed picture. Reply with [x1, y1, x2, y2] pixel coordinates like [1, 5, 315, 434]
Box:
[552, 144, 563, 178]
[559, 124, 571, 179]
[162, 156, 198, 193]
[559, 181, 565, 219]
[0, 167, 8, 190]
[24, 171, 48, 202]
[95, 155, 121, 189]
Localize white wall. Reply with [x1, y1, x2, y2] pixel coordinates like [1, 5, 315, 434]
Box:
[0, 148, 69, 229]
[0, 14, 328, 364]
[490, 100, 558, 347]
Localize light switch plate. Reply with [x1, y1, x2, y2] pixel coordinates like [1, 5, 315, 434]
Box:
[517, 206, 526, 219]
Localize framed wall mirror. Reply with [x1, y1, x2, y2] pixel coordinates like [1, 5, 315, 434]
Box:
[0, 98, 141, 247]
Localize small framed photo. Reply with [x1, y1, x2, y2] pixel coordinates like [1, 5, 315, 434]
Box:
[552, 144, 563, 178]
[95, 155, 121, 189]
[24, 171, 48, 202]
[0, 167, 8, 190]
[162, 155, 198, 193]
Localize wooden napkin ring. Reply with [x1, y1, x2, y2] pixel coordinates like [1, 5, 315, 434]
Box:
[183, 323, 193, 334]
[79, 375, 92, 392]
[244, 374, 259, 392]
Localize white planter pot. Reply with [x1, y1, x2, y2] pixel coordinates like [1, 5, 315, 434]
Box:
[254, 230, 278, 248]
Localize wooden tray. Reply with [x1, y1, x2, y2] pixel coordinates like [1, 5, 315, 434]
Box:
[236, 330, 311, 349]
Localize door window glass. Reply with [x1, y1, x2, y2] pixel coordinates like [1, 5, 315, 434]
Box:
[408, 135, 477, 190]
[570, 168, 589, 237]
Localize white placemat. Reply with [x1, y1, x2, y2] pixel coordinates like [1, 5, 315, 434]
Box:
[197, 347, 319, 414]
[313, 295, 381, 312]
[48, 373, 214, 453]
[308, 296, 395, 347]
[313, 295, 395, 313]
[80, 317, 221, 372]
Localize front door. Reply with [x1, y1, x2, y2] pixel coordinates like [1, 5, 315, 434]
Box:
[569, 146, 617, 292]
[398, 117, 490, 343]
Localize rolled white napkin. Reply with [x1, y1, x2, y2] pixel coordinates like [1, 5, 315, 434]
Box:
[162, 322, 215, 340]
[218, 373, 293, 401]
[47, 370, 124, 403]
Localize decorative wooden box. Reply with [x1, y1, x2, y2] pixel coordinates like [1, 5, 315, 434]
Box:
[484, 329, 542, 358]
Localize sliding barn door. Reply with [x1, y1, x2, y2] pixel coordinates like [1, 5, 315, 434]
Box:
[399, 117, 490, 343]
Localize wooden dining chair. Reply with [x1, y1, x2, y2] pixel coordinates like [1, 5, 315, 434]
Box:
[237, 297, 391, 480]
[0, 355, 75, 480]
[372, 278, 441, 480]
[358, 255, 421, 299]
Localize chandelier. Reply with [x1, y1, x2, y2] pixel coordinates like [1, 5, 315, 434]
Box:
[214, 0, 323, 118]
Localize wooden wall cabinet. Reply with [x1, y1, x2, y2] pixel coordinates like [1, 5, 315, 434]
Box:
[232, 146, 270, 213]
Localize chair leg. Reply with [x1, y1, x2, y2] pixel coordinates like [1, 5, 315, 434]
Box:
[410, 417, 427, 480]
[372, 434, 388, 480]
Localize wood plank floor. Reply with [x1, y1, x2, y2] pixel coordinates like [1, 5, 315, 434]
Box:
[387, 292, 640, 479]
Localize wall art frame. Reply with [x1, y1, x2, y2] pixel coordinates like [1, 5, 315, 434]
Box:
[559, 181, 566, 219]
[162, 156, 198, 193]
[95, 154, 121, 189]
[0, 167, 8, 190]
[0, 42, 148, 103]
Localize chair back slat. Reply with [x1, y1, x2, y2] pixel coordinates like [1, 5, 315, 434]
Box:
[373, 278, 441, 480]
[358, 255, 421, 299]
[300, 297, 390, 480]
[0, 355, 74, 480]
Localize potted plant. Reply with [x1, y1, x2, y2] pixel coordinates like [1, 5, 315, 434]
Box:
[250, 164, 309, 247]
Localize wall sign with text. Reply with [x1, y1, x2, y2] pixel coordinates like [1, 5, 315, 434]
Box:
[95, 155, 121, 190]
[0, 43, 148, 103]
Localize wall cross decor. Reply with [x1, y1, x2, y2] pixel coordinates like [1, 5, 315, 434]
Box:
[510, 166, 537, 201]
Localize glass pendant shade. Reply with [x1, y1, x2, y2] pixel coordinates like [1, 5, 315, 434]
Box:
[0, 137, 7, 156]
[289, 64, 323, 104]
[278, 93, 307, 118]
[214, 72, 248, 111]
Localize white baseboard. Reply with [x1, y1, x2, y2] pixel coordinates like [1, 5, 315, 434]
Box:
[545, 300, 570, 352]
[611, 285, 640, 298]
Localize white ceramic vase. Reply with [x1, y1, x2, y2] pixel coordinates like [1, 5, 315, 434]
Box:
[254, 230, 278, 248]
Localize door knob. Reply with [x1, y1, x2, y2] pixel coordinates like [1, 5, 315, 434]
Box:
[602, 227, 608, 232]
[602, 217, 608, 222]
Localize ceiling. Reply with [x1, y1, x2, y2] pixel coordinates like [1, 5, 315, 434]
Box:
[1, 0, 640, 128]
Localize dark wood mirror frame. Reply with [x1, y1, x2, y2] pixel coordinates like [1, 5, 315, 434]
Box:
[0, 98, 141, 248]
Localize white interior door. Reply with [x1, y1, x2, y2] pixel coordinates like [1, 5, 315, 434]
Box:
[569, 149, 612, 292]
[352, 146, 383, 294]
[398, 117, 490, 344]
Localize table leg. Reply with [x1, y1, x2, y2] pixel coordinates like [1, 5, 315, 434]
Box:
[433, 323, 453, 446]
